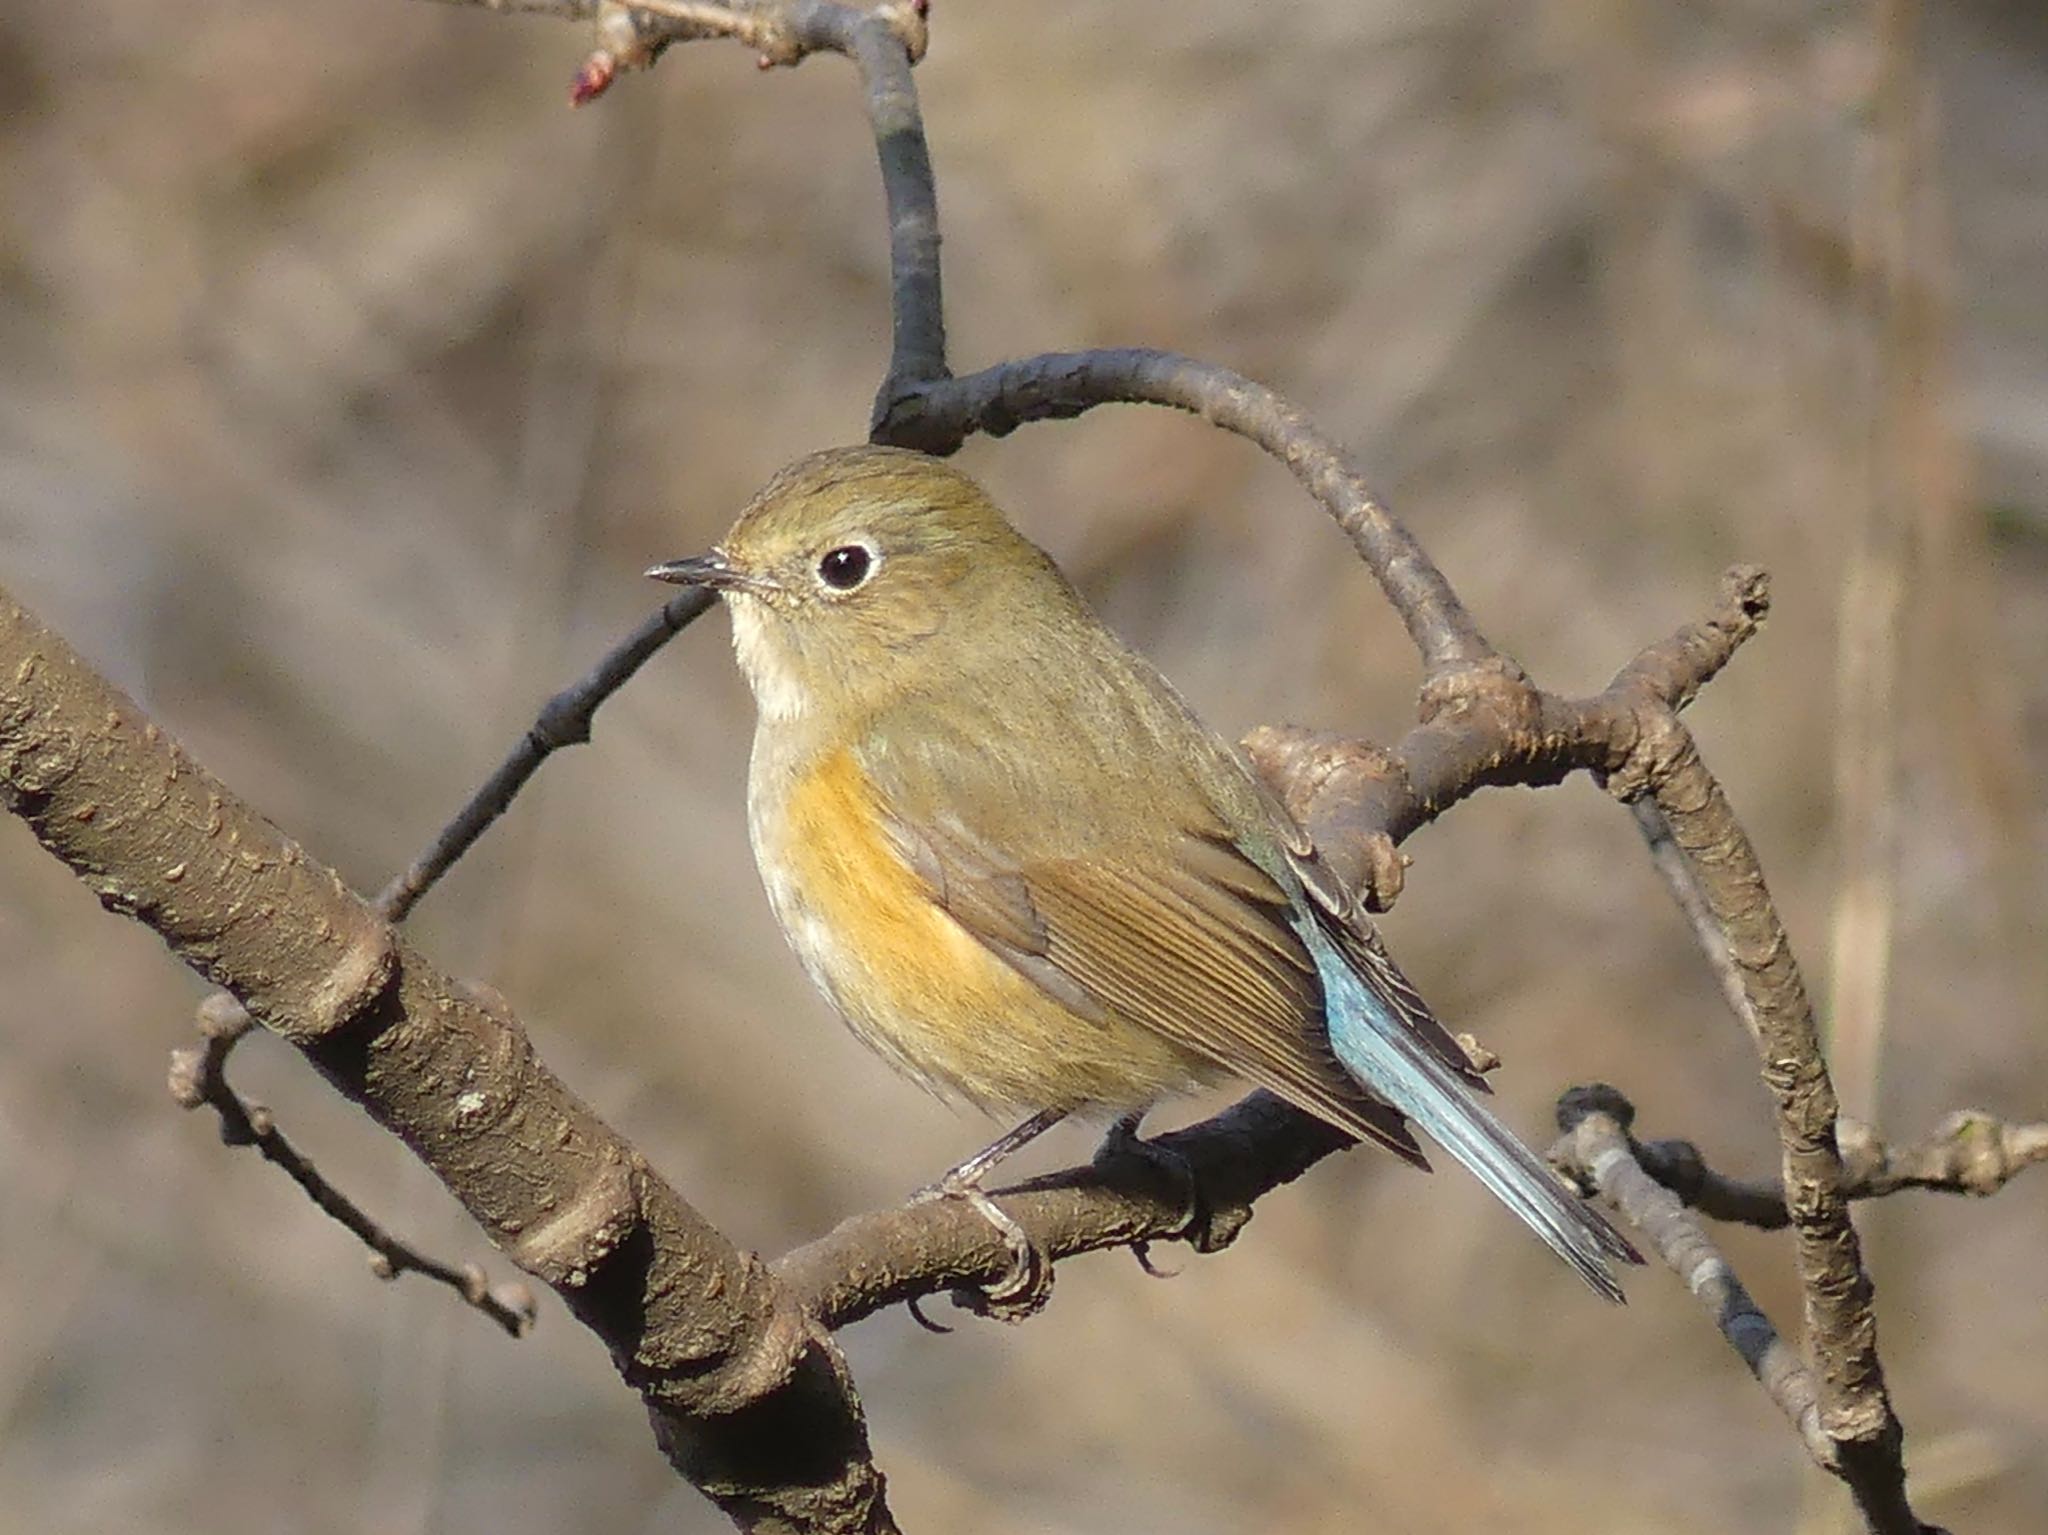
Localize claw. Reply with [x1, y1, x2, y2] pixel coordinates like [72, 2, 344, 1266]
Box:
[1131, 1239, 1182, 1280]
[912, 1171, 1054, 1323]
[1094, 1111, 1206, 1244]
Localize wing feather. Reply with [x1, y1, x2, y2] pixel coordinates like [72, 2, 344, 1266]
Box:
[879, 802, 1426, 1165]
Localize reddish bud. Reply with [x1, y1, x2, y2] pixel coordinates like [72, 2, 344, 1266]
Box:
[570, 51, 616, 107]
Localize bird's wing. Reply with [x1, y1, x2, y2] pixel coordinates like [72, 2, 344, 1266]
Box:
[870, 770, 1428, 1167]
[1302, 900, 1496, 1094]
[1216, 758, 1498, 1096]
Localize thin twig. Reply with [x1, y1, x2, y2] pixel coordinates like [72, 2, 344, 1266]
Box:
[167, 999, 538, 1337]
[1624, 1111, 2048, 1230]
[1627, 797, 1761, 1040]
[376, 587, 713, 921]
[1552, 1089, 1834, 1468]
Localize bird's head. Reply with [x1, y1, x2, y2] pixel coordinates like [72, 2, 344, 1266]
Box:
[649, 444, 1075, 724]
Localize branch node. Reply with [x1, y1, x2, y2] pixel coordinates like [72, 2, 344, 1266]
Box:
[869, 0, 930, 63]
[1240, 724, 1410, 910]
[197, 991, 254, 1041]
[1599, 702, 1690, 805]
[1415, 654, 1537, 733]
[711, 1280, 817, 1401]
[508, 1153, 643, 1287]
[1555, 1082, 1638, 1136]
[292, 923, 400, 1044]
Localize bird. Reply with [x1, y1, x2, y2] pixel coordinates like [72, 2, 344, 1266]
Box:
[649, 443, 1639, 1301]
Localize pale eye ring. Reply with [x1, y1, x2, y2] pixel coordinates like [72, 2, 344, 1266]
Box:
[817, 543, 876, 591]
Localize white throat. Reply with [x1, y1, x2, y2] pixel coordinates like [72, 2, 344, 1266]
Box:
[727, 596, 809, 724]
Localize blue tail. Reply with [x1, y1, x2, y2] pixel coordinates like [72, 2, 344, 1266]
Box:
[1299, 920, 1639, 1302]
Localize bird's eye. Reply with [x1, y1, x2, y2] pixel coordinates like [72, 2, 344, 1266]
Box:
[817, 544, 874, 591]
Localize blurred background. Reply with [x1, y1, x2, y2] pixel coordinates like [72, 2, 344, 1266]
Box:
[3, 1, 2045, 1530]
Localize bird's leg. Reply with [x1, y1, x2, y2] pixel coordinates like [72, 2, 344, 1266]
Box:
[1094, 1109, 1206, 1266]
[927, 1106, 1070, 1193]
[911, 1107, 1068, 1323]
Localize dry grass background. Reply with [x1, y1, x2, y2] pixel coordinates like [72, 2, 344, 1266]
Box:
[3, 1, 2047, 1531]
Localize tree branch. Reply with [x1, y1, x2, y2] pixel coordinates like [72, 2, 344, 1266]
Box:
[875, 348, 1493, 676]
[1552, 1087, 1956, 1535]
[779, 1093, 1349, 1330]
[1592, 700, 1924, 1532]
[32, 4, 2008, 1532]
[0, 586, 895, 1535]
[1609, 1106, 2048, 1231]
[0, 551, 1775, 1530]
[376, 587, 715, 922]
[1552, 1088, 1835, 1469]
[164, 585, 719, 1339]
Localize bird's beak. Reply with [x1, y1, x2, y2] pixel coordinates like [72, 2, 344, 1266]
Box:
[644, 549, 773, 595]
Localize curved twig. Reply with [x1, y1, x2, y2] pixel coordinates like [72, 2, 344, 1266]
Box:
[875, 349, 1492, 675]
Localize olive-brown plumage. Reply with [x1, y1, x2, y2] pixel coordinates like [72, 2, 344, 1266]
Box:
[652, 444, 1638, 1299]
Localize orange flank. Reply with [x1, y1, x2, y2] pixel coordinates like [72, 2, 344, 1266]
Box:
[762, 746, 1218, 1114]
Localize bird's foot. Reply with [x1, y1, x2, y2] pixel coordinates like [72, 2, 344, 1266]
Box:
[910, 1167, 1054, 1324]
[1093, 1111, 1208, 1268]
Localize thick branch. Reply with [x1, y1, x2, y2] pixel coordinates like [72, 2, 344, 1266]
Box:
[0, 586, 894, 1535]
[779, 1094, 1348, 1330]
[1602, 723, 1896, 1439]
[160, 588, 718, 1340]
[1593, 720, 1921, 1528]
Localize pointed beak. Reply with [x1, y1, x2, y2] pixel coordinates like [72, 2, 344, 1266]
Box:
[644, 549, 772, 595]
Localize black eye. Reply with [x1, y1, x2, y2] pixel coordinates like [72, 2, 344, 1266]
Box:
[817, 544, 873, 590]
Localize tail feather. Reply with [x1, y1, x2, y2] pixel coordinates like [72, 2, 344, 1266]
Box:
[1301, 922, 1642, 1302]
